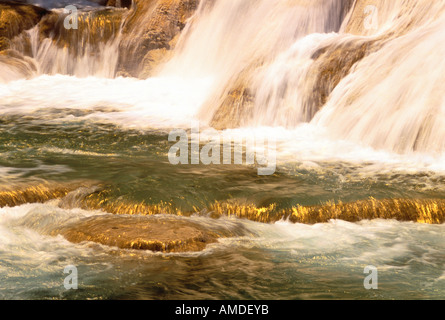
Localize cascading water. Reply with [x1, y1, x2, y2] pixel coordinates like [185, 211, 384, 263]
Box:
[0, 0, 444, 300]
[158, 0, 445, 157]
[7, 0, 444, 154]
[159, 0, 353, 125]
[1, 0, 445, 164]
[313, 1, 445, 154]
[18, 8, 125, 77]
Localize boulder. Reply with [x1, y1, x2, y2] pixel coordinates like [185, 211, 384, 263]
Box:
[53, 215, 221, 252]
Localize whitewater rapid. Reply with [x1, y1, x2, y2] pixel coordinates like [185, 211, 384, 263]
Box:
[2, 71, 445, 179]
[1, 201, 444, 299]
[2, 0, 445, 158]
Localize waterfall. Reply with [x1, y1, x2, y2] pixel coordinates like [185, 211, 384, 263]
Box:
[2, 0, 445, 154]
[159, 0, 352, 125]
[313, 1, 445, 154]
[158, 0, 445, 155]
[18, 8, 125, 77]
[2, 0, 197, 78]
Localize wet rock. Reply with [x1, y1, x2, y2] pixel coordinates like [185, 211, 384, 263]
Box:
[0, 36, 8, 50]
[210, 83, 255, 130]
[19, 0, 199, 77]
[0, 1, 48, 49]
[54, 215, 221, 252]
[37, 8, 125, 53]
[0, 181, 100, 208]
[208, 0, 444, 130]
[117, 0, 199, 77]
[207, 198, 445, 225]
[304, 39, 377, 116]
[0, 0, 48, 79]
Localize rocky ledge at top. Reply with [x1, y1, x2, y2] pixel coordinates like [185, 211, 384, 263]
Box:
[3, 0, 131, 9]
[0, 1, 48, 50]
[0, 0, 199, 79]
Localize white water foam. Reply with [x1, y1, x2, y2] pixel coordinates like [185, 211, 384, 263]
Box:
[1, 202, 443, 269]
[2, 73, 445, 180]
[1, 0, 445, 177]
[0, 75, 214, 128]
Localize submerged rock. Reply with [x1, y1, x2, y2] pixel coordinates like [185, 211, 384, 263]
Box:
[0, 181, 100, 208]
[207, 198, 445, 225]
[53, 215, 221, 252]
[2, 183, 444, 225]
